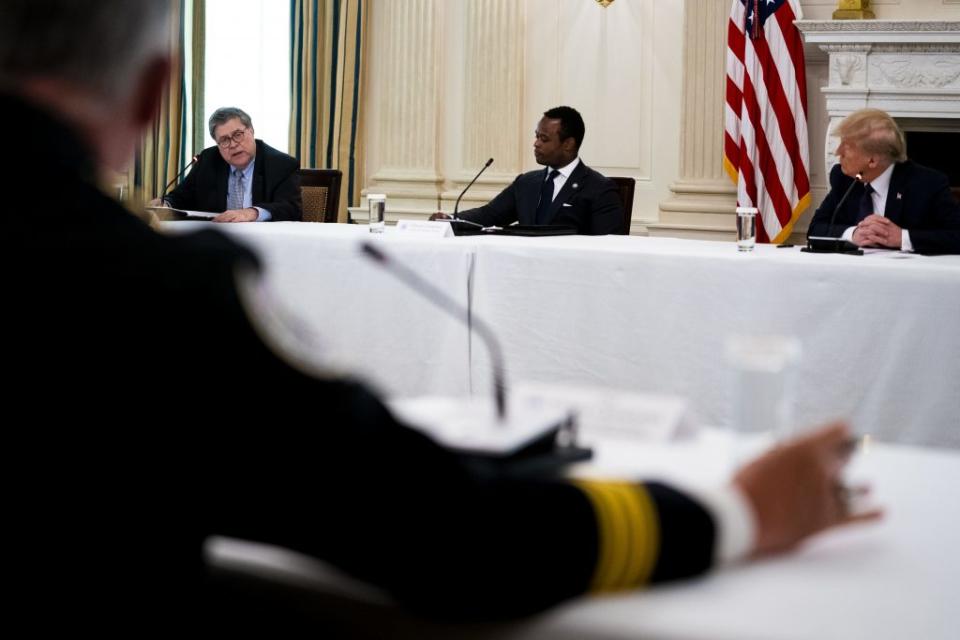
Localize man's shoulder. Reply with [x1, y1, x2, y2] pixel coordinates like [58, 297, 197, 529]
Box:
[827, 162, 851, 189]
[196, 145, 223, 163]
[257, 140, 299, 169]
[895, 160, 949, 188]
[516, 168, 546, 182]
[573, 161, 617, 189]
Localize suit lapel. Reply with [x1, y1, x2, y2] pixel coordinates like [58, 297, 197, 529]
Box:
[520, 170, 547, 225]
[215, 161, 229, 211]
[544, 161, 588, 224]
[252, 140, 265, 205]
[884, 162, 906, 226]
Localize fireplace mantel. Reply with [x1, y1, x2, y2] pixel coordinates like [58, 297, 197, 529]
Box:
[796, 20, 960, 175]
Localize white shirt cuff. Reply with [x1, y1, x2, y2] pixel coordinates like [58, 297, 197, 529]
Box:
[841, 226, 856, 242]
[694, 484, 756, 565]
[901, 229, 913, 252]
[255, 206, 272, 222]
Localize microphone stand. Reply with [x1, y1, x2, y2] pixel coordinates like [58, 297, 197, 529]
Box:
[158, 155, 199, 205]
[360, 241, 590, 476]
[453, 158, 493, 218]
[362, 242, 506, 419]
[803, 171, 865, 255]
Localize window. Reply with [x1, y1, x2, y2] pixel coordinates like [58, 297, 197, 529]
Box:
[204, 0, 290, 153]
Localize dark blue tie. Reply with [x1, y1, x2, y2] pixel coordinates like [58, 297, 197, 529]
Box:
[535, 169, 560, 224]
[856, 183, 874, 222]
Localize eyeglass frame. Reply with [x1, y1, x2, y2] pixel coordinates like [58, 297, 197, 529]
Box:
[216, 127, 249, 148]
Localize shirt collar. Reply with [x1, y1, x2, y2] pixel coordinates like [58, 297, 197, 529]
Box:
[233, 159, 256, 179]
[549, 156, 581, 179]
[868, 163, 894, 202]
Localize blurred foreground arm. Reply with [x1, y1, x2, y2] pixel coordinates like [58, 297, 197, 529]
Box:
[734, 422, 882, 557]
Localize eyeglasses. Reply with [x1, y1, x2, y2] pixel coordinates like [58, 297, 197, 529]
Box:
[216, 128, 248, 148]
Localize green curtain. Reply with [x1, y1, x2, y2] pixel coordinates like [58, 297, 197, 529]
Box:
[191, 0, 206, 157]
[132, 0, 205, 204]
[290, 0, 366, 222]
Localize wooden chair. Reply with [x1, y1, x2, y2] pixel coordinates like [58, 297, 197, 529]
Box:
[608, 176, 636, 235]
[299, 169, 343, 223]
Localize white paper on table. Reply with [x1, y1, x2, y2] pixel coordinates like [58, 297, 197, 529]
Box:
[513, 382, 693, 442]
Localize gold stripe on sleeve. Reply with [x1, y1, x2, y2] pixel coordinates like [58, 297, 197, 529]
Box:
[574, 480, 661, 592]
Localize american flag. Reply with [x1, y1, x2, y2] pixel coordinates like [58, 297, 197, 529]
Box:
[724, 0, 810, 244]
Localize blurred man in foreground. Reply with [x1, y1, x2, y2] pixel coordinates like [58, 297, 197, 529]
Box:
[2, 0, 878, 631]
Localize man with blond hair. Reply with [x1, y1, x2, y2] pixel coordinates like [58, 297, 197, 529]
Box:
[809, 108, 960, 254]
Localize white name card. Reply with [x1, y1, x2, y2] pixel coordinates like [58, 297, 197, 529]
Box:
[395, 219, 454, 238]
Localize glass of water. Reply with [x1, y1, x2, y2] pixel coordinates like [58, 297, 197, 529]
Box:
[724, 334, 802, 465]
[368, 194, 386, 233]
[736, 206, 758, 251]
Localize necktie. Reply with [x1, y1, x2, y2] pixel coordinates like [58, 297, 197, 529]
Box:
[228, 169, 245, 210]
[856, 183, 874, 222]
[535, 169, 560, 224]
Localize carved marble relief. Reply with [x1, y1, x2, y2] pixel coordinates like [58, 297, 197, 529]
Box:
[870, 57, 960, 88]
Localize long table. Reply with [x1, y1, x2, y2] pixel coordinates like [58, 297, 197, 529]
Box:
[209, 430, 960, 639]
[468, 234, 960, 447]
[163, 222, 960, 447]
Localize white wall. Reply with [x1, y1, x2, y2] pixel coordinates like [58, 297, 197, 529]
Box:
[360, 0, 959, 230]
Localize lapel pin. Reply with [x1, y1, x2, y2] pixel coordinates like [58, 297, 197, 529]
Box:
[572, 183, 579, 189]
[896, 192, 902, 200]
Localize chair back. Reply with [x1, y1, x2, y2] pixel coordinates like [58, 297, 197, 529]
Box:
[300, 169, 343, 223]
[608, 176, 636, 235]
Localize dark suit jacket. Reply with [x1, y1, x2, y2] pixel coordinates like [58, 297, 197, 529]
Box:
[809, 161, 960, 255]
[459, 160, 624, 235]
[166, 139, 302, 221]
[4, 93, 714, 630]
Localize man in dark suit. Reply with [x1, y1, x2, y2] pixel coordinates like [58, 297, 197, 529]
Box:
[808, 108, 960, 255]
[2, 0, 876, 631]
[435, 106, 624, 234]
[163, 106, 302, 222]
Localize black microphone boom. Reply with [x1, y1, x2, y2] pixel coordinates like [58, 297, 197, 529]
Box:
[804, 170, 864, 255]
[360, 241, 507, 421]
[453, 158, 493, 219]
[828, 171, 864, 235]
[159, 155, 198, 204]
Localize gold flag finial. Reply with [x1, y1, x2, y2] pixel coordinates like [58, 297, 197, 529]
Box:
[833, 0, 875, 20]
[596, 0, 614, 7]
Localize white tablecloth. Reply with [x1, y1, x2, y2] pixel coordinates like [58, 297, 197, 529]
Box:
[210, 430, 960, 639]
[165, 222, 474, 397]
[468, 235, 960, 447]
[162, 223, 960, 446]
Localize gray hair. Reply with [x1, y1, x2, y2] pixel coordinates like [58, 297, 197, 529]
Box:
[0, 0, 171, 100]
[209, 107, 254, 140]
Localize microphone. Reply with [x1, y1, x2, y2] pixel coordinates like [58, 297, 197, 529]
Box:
[159, 155, 198, 205]
[361, 241, 507, 420]
[453, 158, 493, 219]
[827, 171, 864, 237]
[361, 242, 591, 472]
[804, 169, 866, 255]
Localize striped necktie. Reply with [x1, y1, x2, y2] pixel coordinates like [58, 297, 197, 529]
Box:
[856, 183, 874, 222]
[228, 168, 245, 210]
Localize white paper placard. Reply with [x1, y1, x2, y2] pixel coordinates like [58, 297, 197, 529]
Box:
[395, 219, 454, 238]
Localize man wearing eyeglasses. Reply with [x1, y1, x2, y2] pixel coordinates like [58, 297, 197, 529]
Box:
[163, 106, 302, 222]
